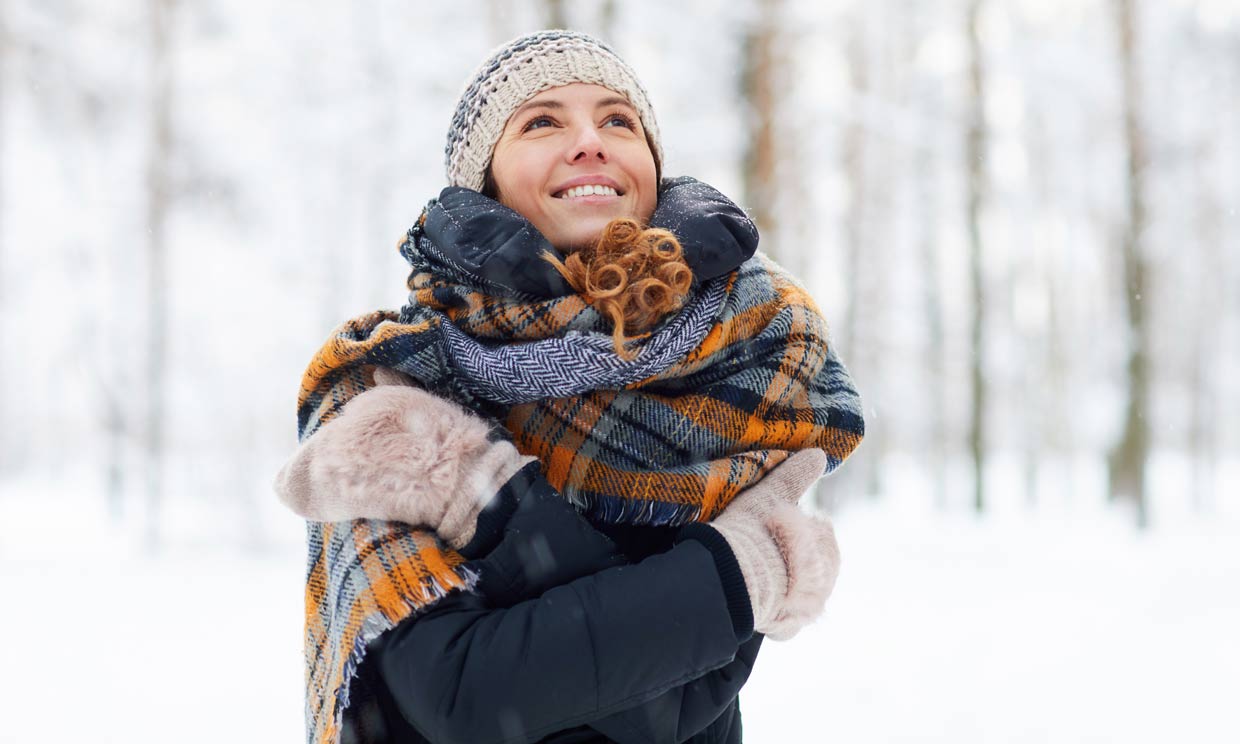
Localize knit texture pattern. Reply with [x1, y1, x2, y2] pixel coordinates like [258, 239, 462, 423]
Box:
[294, 212, 865, 744]
[444, 29, 662, 192]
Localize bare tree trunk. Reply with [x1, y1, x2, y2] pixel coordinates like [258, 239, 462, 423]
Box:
[740, 0, 783, 260]
[1109, 0, 1150, 528]
[1037, 125, 1072, 509]
[965, 0, 988, 514]
[103, 381, 127, 522]
[917, 120, 946, 510]
[896, 4, 947, 508]
[145, 0, 175, 550]
[1179, 20, 1226, 516]
[839, 12, 867, 365]
[599, 0, 617, 40]
[1188, 322, 1216, 512]
[0, 1, 7, 473]
[362, 4, 399, 306]
[1188, 132, 1221, 513]
[544, 0, 568, 29]
[1024, 107, 1053, 509]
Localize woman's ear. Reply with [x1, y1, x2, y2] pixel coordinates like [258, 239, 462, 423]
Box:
[481, 166, 501, 200]
[644, 130, 662, 185]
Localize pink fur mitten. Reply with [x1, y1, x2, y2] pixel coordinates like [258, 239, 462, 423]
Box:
[273, 369, 536, 549]
[708, 449, 841, 641]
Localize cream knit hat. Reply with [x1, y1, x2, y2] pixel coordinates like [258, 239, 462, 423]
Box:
[444, 29, 663, 193]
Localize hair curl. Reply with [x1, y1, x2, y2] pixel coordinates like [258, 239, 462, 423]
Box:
[541, 218, 693, 360]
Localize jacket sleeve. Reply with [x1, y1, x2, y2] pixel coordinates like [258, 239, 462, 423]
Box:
[586, 633, 764, 744]
[371, 537, 753, 744]
[462, 463, 630, 606]
[462, 470, 765, 744]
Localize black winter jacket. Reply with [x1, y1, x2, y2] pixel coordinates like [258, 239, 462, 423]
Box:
[349, 464, 762, 744]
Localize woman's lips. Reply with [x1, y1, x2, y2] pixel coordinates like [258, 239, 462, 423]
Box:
[553, 193, 622, 205]
[551, 177, 624, 197]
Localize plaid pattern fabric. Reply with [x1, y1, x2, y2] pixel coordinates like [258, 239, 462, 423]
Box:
[294, 219, 864, 743]
[303, 520, 475, 744]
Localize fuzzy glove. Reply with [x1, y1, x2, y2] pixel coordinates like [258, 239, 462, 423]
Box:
[273, 368, 536, 550]
[708, 449, 841, 641]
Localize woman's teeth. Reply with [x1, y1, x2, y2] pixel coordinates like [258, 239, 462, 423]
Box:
[558, 184, 619, 199]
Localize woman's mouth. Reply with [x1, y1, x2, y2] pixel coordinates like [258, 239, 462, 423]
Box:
[554, 184, 622, 199]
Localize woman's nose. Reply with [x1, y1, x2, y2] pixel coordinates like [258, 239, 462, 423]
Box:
[566, 124, 607, 164]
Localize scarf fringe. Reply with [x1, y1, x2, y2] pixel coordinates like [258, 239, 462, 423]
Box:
[580, 491, 705, 527]
[332, 562, 480, 718]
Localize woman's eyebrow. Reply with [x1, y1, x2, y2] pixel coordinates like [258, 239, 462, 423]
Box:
[511, 96, 635, 119]
[512, 99, 563, 118]
[595, 96, 634, 110]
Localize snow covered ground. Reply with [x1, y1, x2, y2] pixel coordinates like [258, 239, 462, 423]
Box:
[745, 502, 1240, 743]
[3, 496, 1237, 744]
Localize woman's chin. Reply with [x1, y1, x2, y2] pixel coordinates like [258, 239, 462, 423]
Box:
[547, 221, 613, 252]
[552, 232, 601, 253]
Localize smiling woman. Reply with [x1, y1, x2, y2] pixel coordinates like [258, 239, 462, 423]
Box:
[486, 83, 658, 251]
[484, 82, 690, 357]
[276, 28, 864, 744]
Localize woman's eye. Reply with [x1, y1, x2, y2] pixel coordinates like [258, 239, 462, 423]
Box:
[523, 116, 554, 132]
[605, 113, 636, 129]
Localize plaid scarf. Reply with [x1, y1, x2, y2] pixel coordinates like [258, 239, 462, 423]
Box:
[293, 182, 864, 743]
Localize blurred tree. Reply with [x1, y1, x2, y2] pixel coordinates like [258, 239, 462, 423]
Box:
[144, 0, 175, 550]
[904, 3, 947, 509]
[834, 5, 888, 504]
[1186, 39, 1223, 514]
[965, 0, 989, 514]
[1188, 145, 1221, 513]
[599, 0, 616, 40]
[839, 8, 868, 368]
[360, 2, 401, 307]
[1109, 0, 1150, 528]
[0, 0, 7, 473]
[739, 0, 783, 261]
[1025, 102, 1073, 510]
[544, 0, 567, 29]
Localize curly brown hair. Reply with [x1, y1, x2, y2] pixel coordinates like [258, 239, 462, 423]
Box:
[541, 218, 693, 360]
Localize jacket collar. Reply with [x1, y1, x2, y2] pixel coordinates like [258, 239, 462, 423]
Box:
[419, 176, 759, 298]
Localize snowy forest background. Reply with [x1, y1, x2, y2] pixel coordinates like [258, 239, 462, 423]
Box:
[2, 0, 1237, 742]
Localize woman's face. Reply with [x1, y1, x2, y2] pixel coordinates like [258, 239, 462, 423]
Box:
[489, 83, 658, 252]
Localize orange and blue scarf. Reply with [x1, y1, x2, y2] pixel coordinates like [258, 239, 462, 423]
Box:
[292, 178, 864, 743]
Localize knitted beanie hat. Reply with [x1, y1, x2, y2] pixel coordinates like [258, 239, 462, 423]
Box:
[445, 29, 663, 193]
